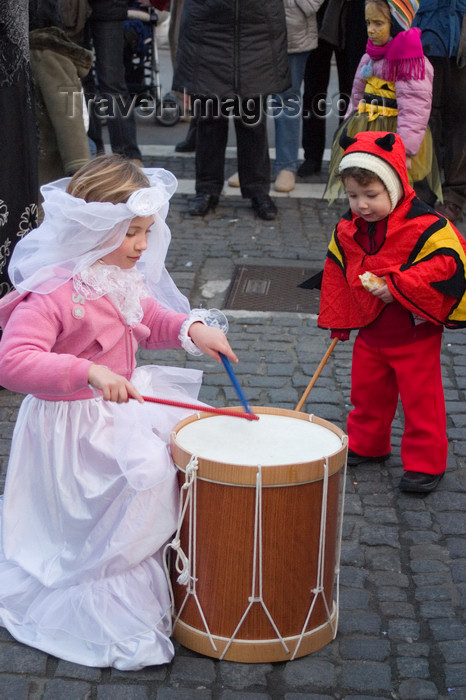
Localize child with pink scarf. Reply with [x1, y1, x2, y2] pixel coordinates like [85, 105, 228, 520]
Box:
[325, 0, 441, 203]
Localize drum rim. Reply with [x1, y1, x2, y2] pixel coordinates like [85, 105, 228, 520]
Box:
[172, 604, 338, 662]
[170, 406, 348, 486]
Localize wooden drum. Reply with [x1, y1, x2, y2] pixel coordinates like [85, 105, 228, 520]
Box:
[168, 406, 347, 663]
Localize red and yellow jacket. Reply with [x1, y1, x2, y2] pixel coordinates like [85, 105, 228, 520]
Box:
[318, 132, 466, 332]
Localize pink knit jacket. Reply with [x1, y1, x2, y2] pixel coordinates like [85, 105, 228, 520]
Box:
[0, 281, 187, 400]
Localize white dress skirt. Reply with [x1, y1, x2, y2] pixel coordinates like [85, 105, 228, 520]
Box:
[0, 364, 203, 670]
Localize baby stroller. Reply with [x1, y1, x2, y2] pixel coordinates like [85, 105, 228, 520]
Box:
[124, 3, 181, 126]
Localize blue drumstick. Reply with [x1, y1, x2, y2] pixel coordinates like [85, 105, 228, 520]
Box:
[219, 353, 255, 416]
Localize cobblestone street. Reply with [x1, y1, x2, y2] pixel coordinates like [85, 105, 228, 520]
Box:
[0, 151, 465, 699]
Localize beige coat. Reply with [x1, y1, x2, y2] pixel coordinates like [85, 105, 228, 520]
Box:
[283, 0, 325, 54]
[29, 27, 93, 187]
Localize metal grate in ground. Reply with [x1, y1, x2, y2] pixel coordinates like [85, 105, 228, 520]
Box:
[224, 264, 321, 313]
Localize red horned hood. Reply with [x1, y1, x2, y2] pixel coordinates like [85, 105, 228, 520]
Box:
[339, 130, 412, 206]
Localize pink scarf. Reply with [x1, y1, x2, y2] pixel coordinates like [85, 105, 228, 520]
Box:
[366, 27, 425, 81]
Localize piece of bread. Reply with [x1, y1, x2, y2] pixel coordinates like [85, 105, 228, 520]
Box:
[359, 271, 385, 292]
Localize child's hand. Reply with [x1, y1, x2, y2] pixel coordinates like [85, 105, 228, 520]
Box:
[406, 155, 412, 170]
[88, 365, 144, 403]
[188, 322, 239, 363]
[372, 282, 394, 304]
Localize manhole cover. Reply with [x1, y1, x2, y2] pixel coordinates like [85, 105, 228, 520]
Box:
[224, 264, 321, 313]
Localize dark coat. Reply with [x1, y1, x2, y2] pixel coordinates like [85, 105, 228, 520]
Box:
[413, 0, 466, 59]
[88, 0, 128, 22]
[172, 0, 291, 98]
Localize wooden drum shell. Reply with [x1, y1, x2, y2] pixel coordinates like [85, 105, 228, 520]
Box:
[170, 406, 347, 663]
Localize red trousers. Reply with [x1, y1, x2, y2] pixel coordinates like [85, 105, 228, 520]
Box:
[347, 333, 447, 475]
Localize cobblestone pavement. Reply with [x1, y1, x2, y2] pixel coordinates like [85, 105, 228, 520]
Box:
[0, 153, 466, 700]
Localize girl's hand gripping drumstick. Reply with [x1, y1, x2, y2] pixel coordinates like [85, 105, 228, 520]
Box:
[219, 352, 255, 416]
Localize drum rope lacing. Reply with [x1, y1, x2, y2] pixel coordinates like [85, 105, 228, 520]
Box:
[164, 455, 197, 588]
[165, 446, 346, 659]
[220, 465, 290, 659]
[164, 455, 219, 653]
[292, 456, 334, 659]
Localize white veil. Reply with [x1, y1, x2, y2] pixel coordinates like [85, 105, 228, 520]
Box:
[8, 168, 190, 313]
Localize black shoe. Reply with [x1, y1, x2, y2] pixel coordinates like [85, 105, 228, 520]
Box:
[297, 159, 321, 177]
[347, 448, 391, 467]
[175, 132, 196, 152]
[175, 119, 197, 152]
[175, 139, 196, 153]
[399, 470, 444, 494]
[188, 193, 219, 216]
[251, 194, 277, 221]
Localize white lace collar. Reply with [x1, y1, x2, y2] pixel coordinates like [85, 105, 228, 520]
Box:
[74, 262, 151, 326]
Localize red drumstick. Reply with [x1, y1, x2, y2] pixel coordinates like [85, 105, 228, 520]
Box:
[140, 395, 259, 421]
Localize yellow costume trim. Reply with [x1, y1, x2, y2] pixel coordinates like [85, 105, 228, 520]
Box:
[357, 76, 398, 122]
[358, 103, 399, 121]
[328, 229, 345, 271]
[364, 75, 396, 99]
[407, 220, 466, 323]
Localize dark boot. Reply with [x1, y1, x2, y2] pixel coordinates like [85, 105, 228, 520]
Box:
[175, 117, 197, 153]
[297, 158, 321, 177]
[188, 193, 219, 216]
[399, 471, 444, 494]
[251, 194, 277, 220]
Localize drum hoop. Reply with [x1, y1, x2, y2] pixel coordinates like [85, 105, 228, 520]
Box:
[174, 605, 337, 645]
[171, 474, 339, 488]
[170, 406, 348, 487]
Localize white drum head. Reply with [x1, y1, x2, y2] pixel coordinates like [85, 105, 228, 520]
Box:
[174, 414, 342, 466]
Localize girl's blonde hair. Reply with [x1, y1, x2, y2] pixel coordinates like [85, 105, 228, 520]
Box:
[67, 155, 150, 204]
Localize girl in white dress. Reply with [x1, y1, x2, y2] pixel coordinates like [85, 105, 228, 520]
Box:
[0, 155, 237, 670]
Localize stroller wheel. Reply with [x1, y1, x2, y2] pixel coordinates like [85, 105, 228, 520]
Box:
[155, 93, 181, 126]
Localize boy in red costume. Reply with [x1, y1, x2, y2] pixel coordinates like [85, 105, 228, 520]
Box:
[318, 130, 466, 493]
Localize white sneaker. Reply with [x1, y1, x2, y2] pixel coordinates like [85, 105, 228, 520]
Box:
[227, 172, 240, 187]
[274, 170, 295, 192]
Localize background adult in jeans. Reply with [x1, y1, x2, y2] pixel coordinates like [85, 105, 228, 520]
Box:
[271, 0, 324, 194]
[82, 0, 143, 163]
[413, 1, 466, 224]
[298, 0, 366, 178]
[172, 0, 290, 221]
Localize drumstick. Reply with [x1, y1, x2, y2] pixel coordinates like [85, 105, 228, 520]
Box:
[219, 352, 255, 415]
[139, 394, 260, 421]
[295, 337, 339, 412]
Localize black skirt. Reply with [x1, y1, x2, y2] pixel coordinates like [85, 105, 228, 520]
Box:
[0, 69, 38, 297]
